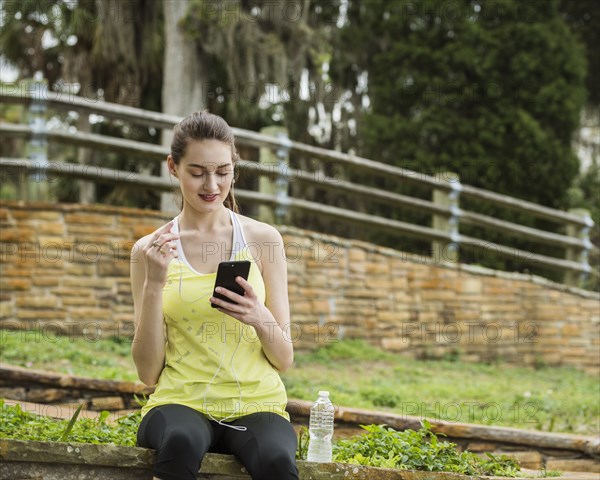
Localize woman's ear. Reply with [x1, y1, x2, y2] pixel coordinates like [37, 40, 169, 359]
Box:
[167, 155, 177, 177]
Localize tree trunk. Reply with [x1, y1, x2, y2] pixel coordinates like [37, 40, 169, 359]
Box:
[160, 0, 209, 213]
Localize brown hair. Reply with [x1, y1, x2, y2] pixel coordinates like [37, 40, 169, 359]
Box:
[170, 110, 240, 213]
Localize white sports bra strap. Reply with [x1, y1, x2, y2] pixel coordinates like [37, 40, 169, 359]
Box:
[229, 210, 249, 260]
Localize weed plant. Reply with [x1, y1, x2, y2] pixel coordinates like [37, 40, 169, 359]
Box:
[331, 422, 521, 477]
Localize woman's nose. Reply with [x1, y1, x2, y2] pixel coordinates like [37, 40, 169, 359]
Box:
[203, 172, 218, 189]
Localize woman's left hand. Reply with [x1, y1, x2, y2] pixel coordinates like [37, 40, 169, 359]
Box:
[209, 277, 273, 330]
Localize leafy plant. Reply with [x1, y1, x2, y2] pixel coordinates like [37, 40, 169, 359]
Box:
[296, 426, 309, 460]
[0, 399, 139, 446]
[541, 469, 563, 477]
[58, 403, 84, 442]
[332, 421, 521, 477]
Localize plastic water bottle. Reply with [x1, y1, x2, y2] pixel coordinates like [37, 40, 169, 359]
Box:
[306, 390, 335, 462]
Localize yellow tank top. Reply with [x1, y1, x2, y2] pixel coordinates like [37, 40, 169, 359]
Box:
[141, 211, 290, 422]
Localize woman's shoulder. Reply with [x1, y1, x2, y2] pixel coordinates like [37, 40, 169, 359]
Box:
[237, 214, 283, 245]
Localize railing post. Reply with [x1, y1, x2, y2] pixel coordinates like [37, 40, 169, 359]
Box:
[432, 172, 461, 264]
[23, 77, 49, 201]
[258, 126, 290, 225]
[565, 208, 593, 287]
[76, 112, 96, 204]
[160, 128, 179, 215]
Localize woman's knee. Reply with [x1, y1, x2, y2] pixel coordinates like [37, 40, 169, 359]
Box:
[240, 438, 298, 480]
[261, 447, 298, 479]
[140, 404, 213, 455]
[153, 427, 210, 480]
[161, 426, 205, 455]
[136, 405, 213, 480]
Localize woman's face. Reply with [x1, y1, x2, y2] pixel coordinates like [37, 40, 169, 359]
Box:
[170, 139, 234, 214]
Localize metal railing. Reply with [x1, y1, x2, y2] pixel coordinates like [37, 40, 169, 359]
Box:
[1, 87, 597, 288]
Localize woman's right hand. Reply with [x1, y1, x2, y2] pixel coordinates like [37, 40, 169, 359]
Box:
[143, 221, 180, 286]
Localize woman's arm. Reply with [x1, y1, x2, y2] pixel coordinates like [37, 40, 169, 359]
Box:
[130, 223, 179, 386]
[254, 225, 294, 371]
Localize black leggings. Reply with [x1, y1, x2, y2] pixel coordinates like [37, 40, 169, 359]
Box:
[137, 404, 299, 480]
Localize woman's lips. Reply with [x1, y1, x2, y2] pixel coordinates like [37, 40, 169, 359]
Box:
[199, 194, 219, 202]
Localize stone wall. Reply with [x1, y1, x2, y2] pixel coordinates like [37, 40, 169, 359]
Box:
[1, 201, 598, 373]
[7, 439, 576, 480]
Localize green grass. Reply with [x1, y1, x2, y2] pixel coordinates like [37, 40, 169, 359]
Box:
[284, 340, 599, 435]
[0, 329, 138, 382]
[1, 332, 597, 435]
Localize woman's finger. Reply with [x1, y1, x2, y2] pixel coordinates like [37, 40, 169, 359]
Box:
[149, 221, 174, 245]
[213, 286, 246, 305]
[161, 239, 178, 253]
[154, 233, 179, 247]
[211, 297, 238, 312]
[148, 234, 179, 255]
[235, 277, 256, 299]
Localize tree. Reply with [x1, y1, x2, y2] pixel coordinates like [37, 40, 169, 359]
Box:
[1, 0, 163, 107]
[1, 0, 164, 205]
[559, 0, 600, 107]
[330, 0, 588, 277]
[179, 0, 339, 140]
[176, 0, 343, 220]
[161, 0, 209, 117]
[341, 0, 586, 208]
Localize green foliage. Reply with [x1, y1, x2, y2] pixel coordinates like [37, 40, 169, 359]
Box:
[0, 399, 139, 446]
[346, 0, 586, 207]
[58, 403, 84, 442]
[0, 0, 163, 108]
[332, 421, 521, 477]
[567, 160, 600, 290]
[0, 0, 164, 208]
[1, 399, 523, 476]
[568, 161, 600, 223]
[541, 469, 563, 477]
[296, 426, 310, 460]
[180, 0, 339, 140]
[559, 0, 600, 105]
[333, 0, 590, 279]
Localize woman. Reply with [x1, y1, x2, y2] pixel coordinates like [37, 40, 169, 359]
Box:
[130, 111, 298, 480]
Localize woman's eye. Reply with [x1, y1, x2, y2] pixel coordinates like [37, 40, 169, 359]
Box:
[191, 173, 205, 178]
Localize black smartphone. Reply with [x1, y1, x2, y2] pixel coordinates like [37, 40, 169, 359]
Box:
[210, 260, 251, 308]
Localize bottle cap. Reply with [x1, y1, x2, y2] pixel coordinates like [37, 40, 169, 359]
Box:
[318, 390, 329, 397]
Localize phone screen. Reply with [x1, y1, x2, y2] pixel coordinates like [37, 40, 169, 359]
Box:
[210, 260, 251, 308]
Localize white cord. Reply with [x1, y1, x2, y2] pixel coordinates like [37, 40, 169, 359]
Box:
[201, 315, 247, 431]
[169, 215, 248, 430]
[174, 256, 247, 431]
[176, 258, 211, 304]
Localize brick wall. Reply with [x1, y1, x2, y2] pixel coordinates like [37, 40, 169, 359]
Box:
[1, 201, 598, 373]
